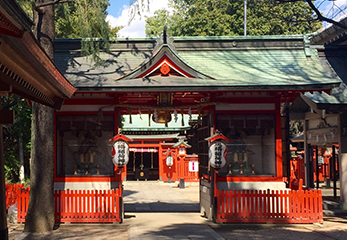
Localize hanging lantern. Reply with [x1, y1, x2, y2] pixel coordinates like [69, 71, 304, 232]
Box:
[208, 142, 227, 168]
[152, 110, 171, 124]
[112, 140, 129, 168]
[166, 154, 174, 168]
[109, 134, 133, 169]
[163, 148, 175, 169]
[205, 132, 232, 169]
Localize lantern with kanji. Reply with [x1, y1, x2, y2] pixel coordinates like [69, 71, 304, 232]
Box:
[109, 134, 133, 168]
[205, 132, 232, 169]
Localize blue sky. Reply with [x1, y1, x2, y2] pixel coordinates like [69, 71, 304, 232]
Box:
[106, 0, 347, 38]
[107, 0, 128, 17]
[106, 0, 170, 38]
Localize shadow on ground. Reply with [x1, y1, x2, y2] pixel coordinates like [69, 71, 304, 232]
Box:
[139, 222, 347, 240]
[23, 224, 128, 240]
[124, 201, 200, 213]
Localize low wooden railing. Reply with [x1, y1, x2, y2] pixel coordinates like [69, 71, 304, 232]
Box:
[179, 155, 199, 182]
[17, 188, 122, 223]
[17, 187, 30, 222]
[5, 183, 24, 210]
[216, 189, 323, 223]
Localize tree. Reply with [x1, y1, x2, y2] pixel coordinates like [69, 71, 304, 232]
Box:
[146, 0, 321, 37]
[16, 0, 111, 233]
[278, 0, 347, 29]
[1, 95, 31, 183]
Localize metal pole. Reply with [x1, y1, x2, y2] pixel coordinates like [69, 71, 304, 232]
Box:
[0, 101, 8, 240]
[244, 0, 247, 36]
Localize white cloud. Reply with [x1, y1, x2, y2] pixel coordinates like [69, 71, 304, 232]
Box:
[106, 0, 170, 38]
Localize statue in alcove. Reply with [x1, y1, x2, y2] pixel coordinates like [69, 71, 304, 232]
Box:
[73, 130, 101, 175]
[227, 130, 255, 175]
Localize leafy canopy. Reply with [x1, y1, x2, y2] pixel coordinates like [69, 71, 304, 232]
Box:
[146, 0, 322, 37]
[18, 0, 123, 63]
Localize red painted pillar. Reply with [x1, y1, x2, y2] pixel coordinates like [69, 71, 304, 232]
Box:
[159, 144, 163, 181]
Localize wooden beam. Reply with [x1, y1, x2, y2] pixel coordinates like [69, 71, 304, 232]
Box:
[305, 112, 321, 120]
[300, 93, 322, 115]
[0, 82, 11, 96]
[289, 112, 305, 120]
[0, 110, 14, 124]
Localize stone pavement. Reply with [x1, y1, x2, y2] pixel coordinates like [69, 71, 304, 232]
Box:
[124, 181, 222, 239]
[124, 182, 200, 212]
[9, 181, 347, 240]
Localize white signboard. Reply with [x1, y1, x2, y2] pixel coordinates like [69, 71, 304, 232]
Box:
[189, 161, 199, 172]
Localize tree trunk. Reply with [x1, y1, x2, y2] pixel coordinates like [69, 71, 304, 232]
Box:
[24, 1, 56, 233]
[0, 101, 8, 240]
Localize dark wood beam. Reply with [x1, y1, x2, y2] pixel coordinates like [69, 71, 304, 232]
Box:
[0, 110, 14, 124]
[0, 82, 11, 95]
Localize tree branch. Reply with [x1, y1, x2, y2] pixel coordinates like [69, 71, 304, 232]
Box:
[277, 0, 347, 29]
[305, 0, 347, 30]
[36, 0, 73, 8]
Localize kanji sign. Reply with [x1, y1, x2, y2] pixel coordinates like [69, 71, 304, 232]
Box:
[189, 161, 199, 172]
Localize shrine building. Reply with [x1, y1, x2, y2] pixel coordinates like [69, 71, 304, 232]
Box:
[52, 33, 340, 222]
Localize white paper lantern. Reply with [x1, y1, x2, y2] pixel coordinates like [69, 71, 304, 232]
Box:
[112, 140, 129, 168]
[208, 142, 227, 168]
[166, 154, 174, 168]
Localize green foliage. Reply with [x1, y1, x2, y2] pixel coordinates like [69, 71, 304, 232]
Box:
[290, 120, 303, 138]
[55, 0, 111, 63]
[146, 0, 322, 37]
[1, 95, 32, 182]
[18, 0, 114, 63]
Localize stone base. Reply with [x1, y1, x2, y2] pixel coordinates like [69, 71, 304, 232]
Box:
[217, 181, 286, 191]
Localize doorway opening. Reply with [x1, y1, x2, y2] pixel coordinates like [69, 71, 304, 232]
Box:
[127, 151, 159, 181]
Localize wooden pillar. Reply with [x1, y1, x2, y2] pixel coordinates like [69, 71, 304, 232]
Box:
[333, 145, 337, 199]
[159, 144, 163, 181]
[315, 146, 319, 189]
[304, 120, 314, 188]
[339, 114, 347, 210]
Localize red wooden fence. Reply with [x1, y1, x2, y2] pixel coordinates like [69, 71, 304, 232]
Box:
[216, 189, 323, 223]
[17, 188, 122, 223]
[17, 187, 30, 222]
[179, 156, 199, 182]
[5, 183, 24, 210]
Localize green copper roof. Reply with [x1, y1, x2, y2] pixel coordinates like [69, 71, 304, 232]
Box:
[305, 85, 347, 105]
[54, 35, 340, 91]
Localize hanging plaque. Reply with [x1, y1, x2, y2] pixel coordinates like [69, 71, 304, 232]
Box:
[112, 140, 129, 168]
[208, 142, 227, 168]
